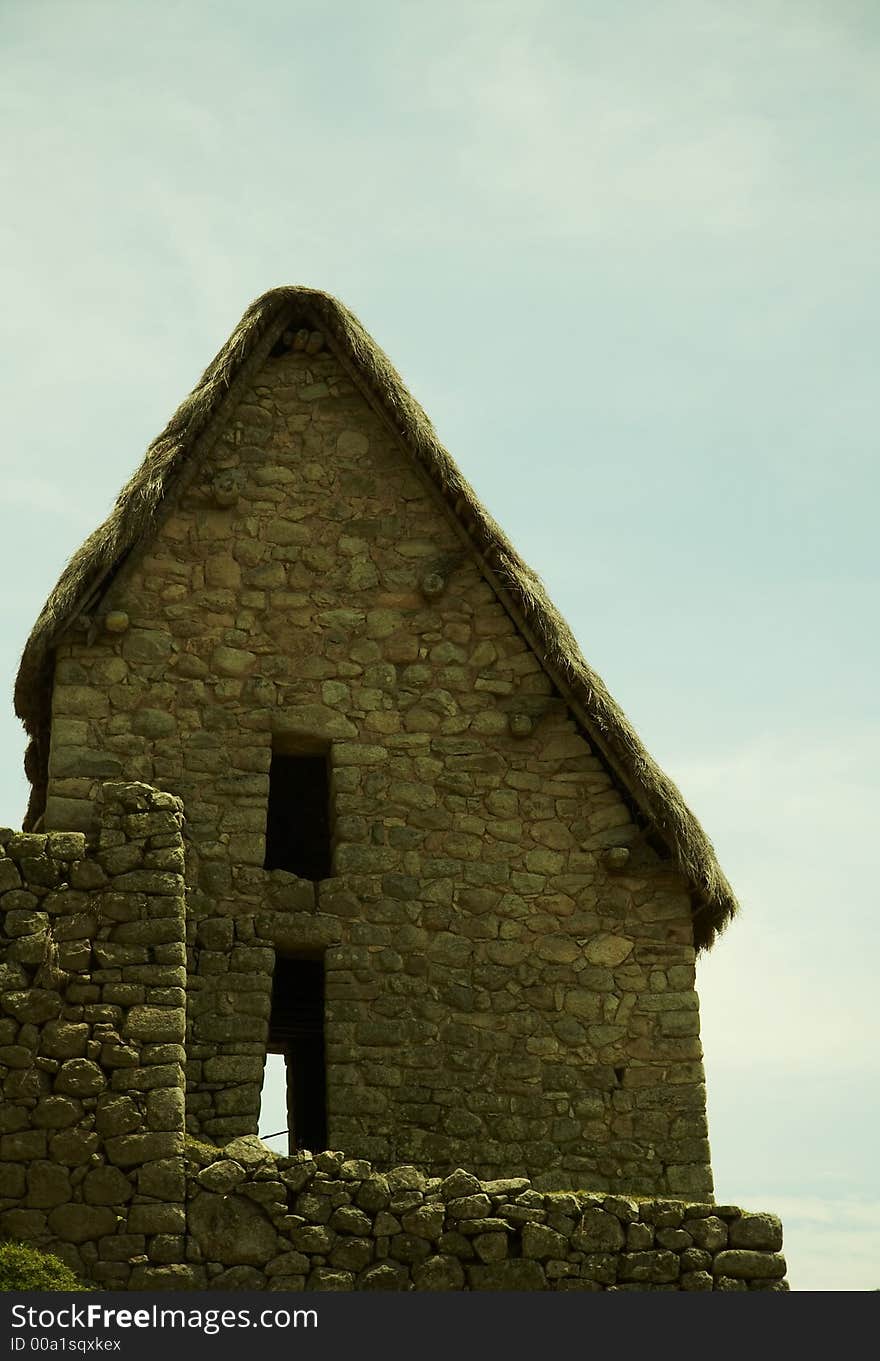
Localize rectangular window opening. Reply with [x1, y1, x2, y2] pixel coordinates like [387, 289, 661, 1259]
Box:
[264, 747, 332, 880]
[261, 954, 327, 1155]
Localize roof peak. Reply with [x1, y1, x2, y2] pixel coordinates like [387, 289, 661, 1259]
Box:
[14, 286, 737, 948]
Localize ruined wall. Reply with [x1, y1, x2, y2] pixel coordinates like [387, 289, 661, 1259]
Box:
[0, 784, 187, 1286]
[181, 1140, 787, 1293]
[0, 782, 786, 1291]
[43, 330, 710, 1195]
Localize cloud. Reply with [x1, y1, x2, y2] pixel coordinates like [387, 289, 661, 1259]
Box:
[0, 0, 876, 1294]
[398, 0, 880, 245]
[2, 477, 91, 519]
[733, 1194, 880, 1291]
[684, 728, 880, 1070]
[687, 727, 880, 1286]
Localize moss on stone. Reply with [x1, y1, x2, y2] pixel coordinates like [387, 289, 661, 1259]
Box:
[0, 1240, 88, 1292]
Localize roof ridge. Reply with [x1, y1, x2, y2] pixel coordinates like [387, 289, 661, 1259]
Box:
[14, 285, 737, 948]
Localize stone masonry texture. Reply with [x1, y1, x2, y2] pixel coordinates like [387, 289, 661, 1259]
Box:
[40, 335, 711, 1197]
[0, 785, 786, 1288]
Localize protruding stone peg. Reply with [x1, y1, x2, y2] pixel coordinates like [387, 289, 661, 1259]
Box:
[211, 470, 240, 508]
[421, 572, 445, 599]
[103, 611, 130, 634]
[508, 713, 534, 739]
[602, 846, 630, 873]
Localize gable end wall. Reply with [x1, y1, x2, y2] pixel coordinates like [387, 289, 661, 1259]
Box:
[42, 337, 711, 1196]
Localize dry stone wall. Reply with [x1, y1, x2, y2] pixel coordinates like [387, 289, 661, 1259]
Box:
[0, 784, 187, 1287]
[41, 329, 712, 1196]
[181, 1139, 788, 1293]
[0, 782, 787, 1290]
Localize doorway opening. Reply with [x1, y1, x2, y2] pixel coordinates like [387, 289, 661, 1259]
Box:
[262, 954, 327, 1154]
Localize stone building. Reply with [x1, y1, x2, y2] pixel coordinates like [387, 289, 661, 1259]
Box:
[13, 286, 739, 1199]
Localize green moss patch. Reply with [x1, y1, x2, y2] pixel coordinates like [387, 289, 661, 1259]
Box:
[0, 1241, 88, 1292]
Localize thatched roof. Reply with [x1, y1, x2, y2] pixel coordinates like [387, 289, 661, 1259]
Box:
[14, 285, 737, 948]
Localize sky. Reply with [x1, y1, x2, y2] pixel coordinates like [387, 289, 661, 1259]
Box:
[2, 0, 878, 1290]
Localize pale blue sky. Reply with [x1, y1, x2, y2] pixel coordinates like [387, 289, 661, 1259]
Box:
[2, 0, 877, 1290]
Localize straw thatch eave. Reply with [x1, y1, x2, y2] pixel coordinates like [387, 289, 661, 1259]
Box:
[14, 285, 738, 949]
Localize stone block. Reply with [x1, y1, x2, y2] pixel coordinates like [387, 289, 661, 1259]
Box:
[189, 1191, 280, 1264]
[25, 1161, 72, 1208]
[626, 1222, 654, 1250]
[197, 1160, 247, 1193]
[413, 1254, 466, 1290]
[95, 1094, 142, 1137]
[467, 1260, 547, 1290]
[48, 1203, 118, 1243]
[330, 1204, 372, 1236]
[266, 1251, 310, 1277]
[127, 1203, 186, 1234]
[684, 1215, 728, 1251]
[437, 1169, 482, 1202]
[522, 1222, 569, 1259]
[147, 1234, 186, 1264]
[0, 1209, 47, 1240]
[46, 832, 87, 861]
[44, 798, 98, 832]
[54, 1058, 106, 1096]
[329, 1237, 373, 1272]
[39, 1023, 89, 1061]
[137, 1158, 186, 1200]
[401, 1204, 444, 1240]
[145, 1086, 185, 1129]
[82, 1165, 133, 1204]
[4, 834, 48, 861]
[122, 631, 172, 664]
[211, 645, 256, 677]
[728, 1213, 783, 1251]
[0, 1131, 47, 1161]
[0, 860, 21, 892]
[473, 1232, 508, 1263]
[48, 1130, 99, 1164]
[2, 991, 61, 1024]
[447, 1193, 492, 1220]
[52, 748, 123, 779]
[391, 1232, 432, 1263]
[0, 1162, 27, 1197]
[104, 1132, 183, 1166]
[358, 1262, 411, 1290]
[681, 1269, 713, 1290]
[123, 1006, 186, 1043]
[572, 1208, 626, 1251]
[290, 1223, 335, 1254]
[355, 1175, 390, 1212]
[222, 1135, 274, 1166]
[713, 1250, 787, 1280]
[618, 1251, 680, 1284]
[128, 1263, 205, 1290]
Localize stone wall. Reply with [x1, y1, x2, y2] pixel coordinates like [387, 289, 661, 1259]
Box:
[180, 1138, 788, 1292]
[41, 328, 712, 1195]
[0, 784, 188, 1285]
[0, 781, 787, 1290]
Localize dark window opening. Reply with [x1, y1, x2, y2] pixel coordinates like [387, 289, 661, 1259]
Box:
[267, 955, 327, 1155]
[264, 750, 332, 879]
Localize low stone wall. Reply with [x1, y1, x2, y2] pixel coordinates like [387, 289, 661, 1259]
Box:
[175, 1137, 787, 1292]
